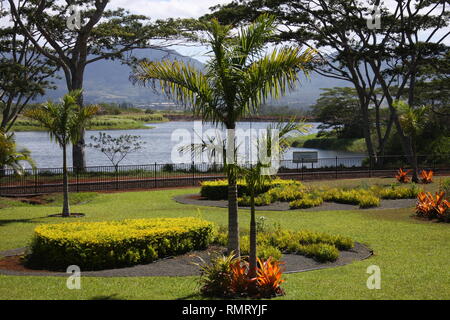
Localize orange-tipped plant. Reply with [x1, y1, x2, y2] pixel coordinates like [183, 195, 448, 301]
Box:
[256, 257, 285, 297]
[396, 168, 411, 183]
[197, 254, 287, 298]
[416, 191, 449, 221]
[230, 260, 256, 296]
[420, 170, 433, 184]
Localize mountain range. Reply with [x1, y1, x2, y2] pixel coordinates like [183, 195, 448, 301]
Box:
[39, 48, 348, 109]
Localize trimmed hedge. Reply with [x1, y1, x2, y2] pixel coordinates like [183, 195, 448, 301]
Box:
[200, 179, 303, 200]
[289, 195, 323, 209]
[321, 188, 380, 208]
[238, 193, 273, 206]
[375, 184, 422, 199]
[26, 217, 215, 271]
[267, 184, 307, 202]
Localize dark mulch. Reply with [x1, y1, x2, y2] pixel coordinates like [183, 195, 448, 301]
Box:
[47, 213, 86, 218]
[174, 194, 416, 212]
[0, 243, 372, 277]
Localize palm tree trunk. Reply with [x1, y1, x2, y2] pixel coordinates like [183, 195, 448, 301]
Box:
[62, 144, 70, 217]
[227, 171, 240, 257]
[249, 190, 257, 278]
[226, 124, 240, 257]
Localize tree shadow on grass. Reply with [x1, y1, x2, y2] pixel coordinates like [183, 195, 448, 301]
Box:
[175, 293, 205, 300]
[90, 294, 122, 300]
[0, 216, 51, 227]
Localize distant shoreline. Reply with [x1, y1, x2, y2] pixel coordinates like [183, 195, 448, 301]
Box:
[164, 114, 316, 122]
[9, 113, 317, 132]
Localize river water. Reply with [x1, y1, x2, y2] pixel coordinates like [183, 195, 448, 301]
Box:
[14, 121, 365, 168]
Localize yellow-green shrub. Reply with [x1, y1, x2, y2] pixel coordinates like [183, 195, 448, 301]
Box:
[27, 217, 215, 270]
[321, 188, 380, 208]
[289, 195, 323, 209]
[200, 179, 303, 200]
[267, 184, 307, 202]
[213, 228, 354, 263]
[238, 193, 273, 206]
[292, 243, 339, 262]
[376, 184, 422, 199]
[240, 236, 282, 261]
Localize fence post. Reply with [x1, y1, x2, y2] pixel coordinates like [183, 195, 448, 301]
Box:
[335, 156, 338, 179]
[192, 161, 195, 186]
[154, 162, 157, 188]
[115, 166, 119, 190]
[301, 158, 304, 180]
[76, 168, 79, 193]
[34, 168, 38, 194]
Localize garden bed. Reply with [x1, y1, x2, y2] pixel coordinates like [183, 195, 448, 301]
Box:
[0, 242, 372, 277]
[174, 194, 416, 211]
[25, 217, 215, 271]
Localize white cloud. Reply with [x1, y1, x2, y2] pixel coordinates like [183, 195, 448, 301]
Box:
[110, 0, 232, 19]
[109, 0, 233, 61]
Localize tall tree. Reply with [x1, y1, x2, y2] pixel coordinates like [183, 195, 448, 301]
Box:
[7, 0, 188, 170]
[311, 87, 366, 139]
[207, 0, 449, 181]
[25, 91, 98, 217]
[131, 14, 315, 255]
[0, 8, 58, 132]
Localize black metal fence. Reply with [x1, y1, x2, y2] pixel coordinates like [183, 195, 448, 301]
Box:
[0, 155, 449, 196]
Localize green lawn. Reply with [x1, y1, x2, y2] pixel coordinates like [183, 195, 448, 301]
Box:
[0, 177, 449, 300]
[8, 113, 167, 131]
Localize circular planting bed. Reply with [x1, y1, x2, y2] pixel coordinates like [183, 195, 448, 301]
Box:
[174, 194, 416, 211]
[25, 217, 215, 271]
[0, 242, 372, 277]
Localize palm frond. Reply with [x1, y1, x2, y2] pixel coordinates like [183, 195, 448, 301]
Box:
[131, 60, 225, 124]
[233, 14, 278, 67]
[241, 47, 316, 113]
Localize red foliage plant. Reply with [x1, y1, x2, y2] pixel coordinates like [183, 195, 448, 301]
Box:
[229, 257, 285, 298]
[256, 257, 285, 298]
[396, 168, 411, 183]
[230, 260, 256, 296]
[416, 191, 450, 222]
[420, 170, 433, 184]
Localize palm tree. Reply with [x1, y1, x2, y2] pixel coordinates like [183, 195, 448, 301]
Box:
[394, 100, 428, 183]
[132, 14, 315, 255]
[25, 91, 98, 217]
[241, 119, 310, 278]
[0, 130, 35, 175]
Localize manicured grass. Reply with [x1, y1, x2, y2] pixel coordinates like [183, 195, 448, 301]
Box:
[0, 177, 449, 300]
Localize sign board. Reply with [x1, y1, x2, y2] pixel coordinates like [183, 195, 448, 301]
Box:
[293, 151, 318, 163]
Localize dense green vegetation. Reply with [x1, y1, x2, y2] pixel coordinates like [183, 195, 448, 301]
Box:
[202, 178, 423, 209]
[27, 217, 214, 270]
[288, 133, 367, 153]
[0, 177, 449, 299]
[1, 0, 449, 301]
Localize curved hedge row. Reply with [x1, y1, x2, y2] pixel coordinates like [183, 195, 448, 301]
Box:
[200, 179, 303, 200]
[26, 217, 215, 271]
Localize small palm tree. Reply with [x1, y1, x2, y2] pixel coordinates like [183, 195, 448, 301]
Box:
[132, 14, 315, 255]
[0, 130, 35, 175]
[395, 100, 429, 183]
[241, 119, 310, 278]
[25, 91, 98, 217]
